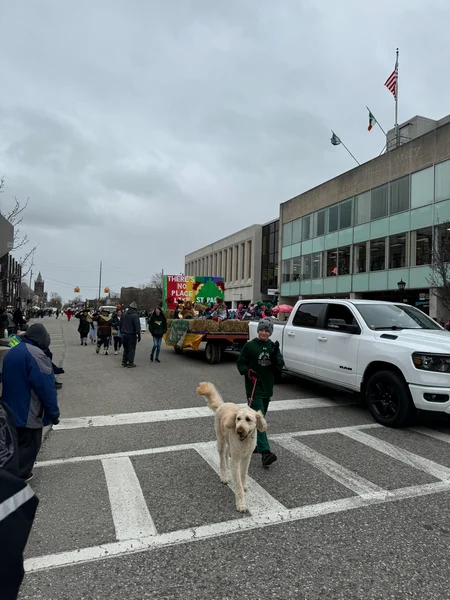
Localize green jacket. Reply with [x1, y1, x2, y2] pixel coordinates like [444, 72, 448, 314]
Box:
[237, 337, 284, 399]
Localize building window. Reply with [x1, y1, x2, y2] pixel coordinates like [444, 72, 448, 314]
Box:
[260, 223, 278, 295]
[390, 176, 410, 214]
[354, 242, 367, 273]
[283, 222, 292, 247]
[302, 215, 312, 241]
[339, 199, 353, 229]
[415, 227, 432, 266]
[228, 248, 233, 281]
[292, 256, 301, 281]
[312, 252, 322, 279]
[282, 259, 291, 283]
[338, 246, 351, 275]
[302, 254, 311, 280]
[240, 244, 245, 280]
[371, 184, 388, 220]
[354, 191, 371, 225]
[292, 218, 302, 244]
[328, 205, 339, 233]
[234, 246, 239, 280]
[389, 234, 407, 269]
[247, 240, 252, 279]
[370, 238, 386, 271]
[224, 250, 228, 281]
[315, 209, 326, 236]
[435, 160, 450, 203]
[326, 248, 338, 276]
[411, 166, 434, 208]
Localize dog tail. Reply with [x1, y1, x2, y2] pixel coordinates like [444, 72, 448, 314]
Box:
[196, 382, 223, 412]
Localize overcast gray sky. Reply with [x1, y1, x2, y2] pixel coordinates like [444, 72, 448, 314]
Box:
[0, 0, 448, 301]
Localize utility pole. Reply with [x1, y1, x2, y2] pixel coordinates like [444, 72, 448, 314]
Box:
[98, 261, 102, 308]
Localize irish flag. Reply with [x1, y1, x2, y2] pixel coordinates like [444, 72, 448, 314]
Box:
[368, 111, 376, 132]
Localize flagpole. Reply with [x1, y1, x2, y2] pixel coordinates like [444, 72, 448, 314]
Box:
[341, 141, 360, 166]
[394, 48, 399, 147]
[331, 131, 360, 165]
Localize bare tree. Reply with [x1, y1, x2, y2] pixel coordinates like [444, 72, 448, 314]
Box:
[427, 222, 450, 311]
[0, 177, 37, 277]
[50, 292, 63, 309]
[149, 271, 164, 304]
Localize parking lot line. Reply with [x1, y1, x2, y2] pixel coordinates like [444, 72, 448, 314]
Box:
[409, 427, 450, 445]
[24, 479, 450, 573]
[53, 397, 355, 430]
[275, 435, 384, 497]
[102, 457, 157, 540]
[342, 429, 450, 481]
[195, 443, 286, 515]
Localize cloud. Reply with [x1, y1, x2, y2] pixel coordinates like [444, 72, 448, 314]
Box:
[0, 0, 448, 299]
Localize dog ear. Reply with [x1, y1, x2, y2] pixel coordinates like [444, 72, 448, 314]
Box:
[255, 411, 267, 432]
[223, 412, 237, 430]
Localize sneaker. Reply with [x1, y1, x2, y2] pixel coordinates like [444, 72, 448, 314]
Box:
[261, 452, 277, 467]
[84, 342, 87, 346]
[105, 350, 109, 356]
[150, 354, 154, 362]
[121, 362, 128, 367]
[127, 363, 137, 368]
[155, 357, 160, 363]
[55, 381, 63, 390]
[114, 351, 118, 355]
[96, 347, 100, 354]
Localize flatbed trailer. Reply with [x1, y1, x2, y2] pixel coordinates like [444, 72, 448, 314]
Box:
[172, 331, 248, 364]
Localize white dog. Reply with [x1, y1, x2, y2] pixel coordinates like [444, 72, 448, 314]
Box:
[197, 381, 267, 512]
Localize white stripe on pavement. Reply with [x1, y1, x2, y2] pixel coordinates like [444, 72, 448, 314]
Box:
[195, 443, 286, 515]
[275, 435, 384, 497]
[341, 429, 450, 481]
[102, 457, 157, 540]
[24, 479, 450, 573]
[53, 397, 355, 430]
[35, 425, 382, 468]
[409, 427, 450, 445]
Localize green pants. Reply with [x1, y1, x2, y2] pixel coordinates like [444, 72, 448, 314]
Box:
[247, 396, 270, 453]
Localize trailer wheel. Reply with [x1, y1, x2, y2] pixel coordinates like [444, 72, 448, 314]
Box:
[174, 346, 183, 354]
[205, 342, 221, 364]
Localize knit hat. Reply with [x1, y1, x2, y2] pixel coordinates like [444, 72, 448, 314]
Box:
[257, 319, 274, 335]
[129, 301, 137, 309]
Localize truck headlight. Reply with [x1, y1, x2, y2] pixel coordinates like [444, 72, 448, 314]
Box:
[412, 353, 450, 373]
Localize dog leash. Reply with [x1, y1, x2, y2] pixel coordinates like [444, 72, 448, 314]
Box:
[247, 369, 258, 407]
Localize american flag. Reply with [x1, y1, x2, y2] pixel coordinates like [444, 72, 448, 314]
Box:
[384, 58, 398, 99]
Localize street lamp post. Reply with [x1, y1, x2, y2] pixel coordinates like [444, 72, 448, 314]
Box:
[397, 279, 406, 303]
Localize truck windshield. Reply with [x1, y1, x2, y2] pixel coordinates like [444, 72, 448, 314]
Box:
[355, 304, 442, 331]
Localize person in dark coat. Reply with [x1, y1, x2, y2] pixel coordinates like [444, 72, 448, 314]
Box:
[149, 307, 167, 363]
[13, 308, 24, 331]
[120, 302, 141, 367]
[2, 323, 60, 481]
[92, 309, 113, 355]
[75, 309, 90, 346]
[0, 401, 39, 600]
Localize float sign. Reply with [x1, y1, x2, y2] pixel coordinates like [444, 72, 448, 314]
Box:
[163, 275, 225, 311]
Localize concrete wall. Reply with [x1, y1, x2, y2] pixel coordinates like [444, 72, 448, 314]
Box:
[280, 120, 450, 224]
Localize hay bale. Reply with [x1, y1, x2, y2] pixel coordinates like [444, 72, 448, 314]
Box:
[219, 320, 249, 333]
[188, 319, 220, 333]
[165, 310, 175, 319]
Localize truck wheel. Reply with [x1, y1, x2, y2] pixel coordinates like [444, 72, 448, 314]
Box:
[174, 346, 183, 354]
[205, 342, 221, 364]
[365, 370, 414, 428]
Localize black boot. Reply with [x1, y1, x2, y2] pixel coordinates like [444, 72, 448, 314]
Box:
[150, 353, 154, 362]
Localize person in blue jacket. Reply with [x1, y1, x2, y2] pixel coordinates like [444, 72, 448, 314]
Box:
[2, 323, 60, 481]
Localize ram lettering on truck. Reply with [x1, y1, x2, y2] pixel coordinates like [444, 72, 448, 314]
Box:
[249, 299, 450, 428]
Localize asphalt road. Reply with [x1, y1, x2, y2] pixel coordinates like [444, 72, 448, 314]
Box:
[19, 316, 450, 600]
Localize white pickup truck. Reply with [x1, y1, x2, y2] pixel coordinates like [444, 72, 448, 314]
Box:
[249, 299, 450, 428]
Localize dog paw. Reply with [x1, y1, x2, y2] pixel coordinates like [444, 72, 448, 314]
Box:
[236, 504, 248, 513]
[220, 478, 228, 485]
[243, 485, 248, 492]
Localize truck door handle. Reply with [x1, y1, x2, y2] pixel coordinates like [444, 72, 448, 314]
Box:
[287, 332, 295, 337]
[317, 336, 328, 342]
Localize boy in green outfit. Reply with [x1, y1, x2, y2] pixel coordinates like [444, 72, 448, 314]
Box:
[237, 319, 284, 467]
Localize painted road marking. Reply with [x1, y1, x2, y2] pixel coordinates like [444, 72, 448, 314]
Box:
[24, 479, 450, 573]
[275, 435, 384, 497]
[342, 429, 450, 481]
[102, 457, 157, 540]
[53, 398, 356, 430]
[35, 424, 382, 468]
[410, 427, 450, 445]
[195, 443, 286, 515]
